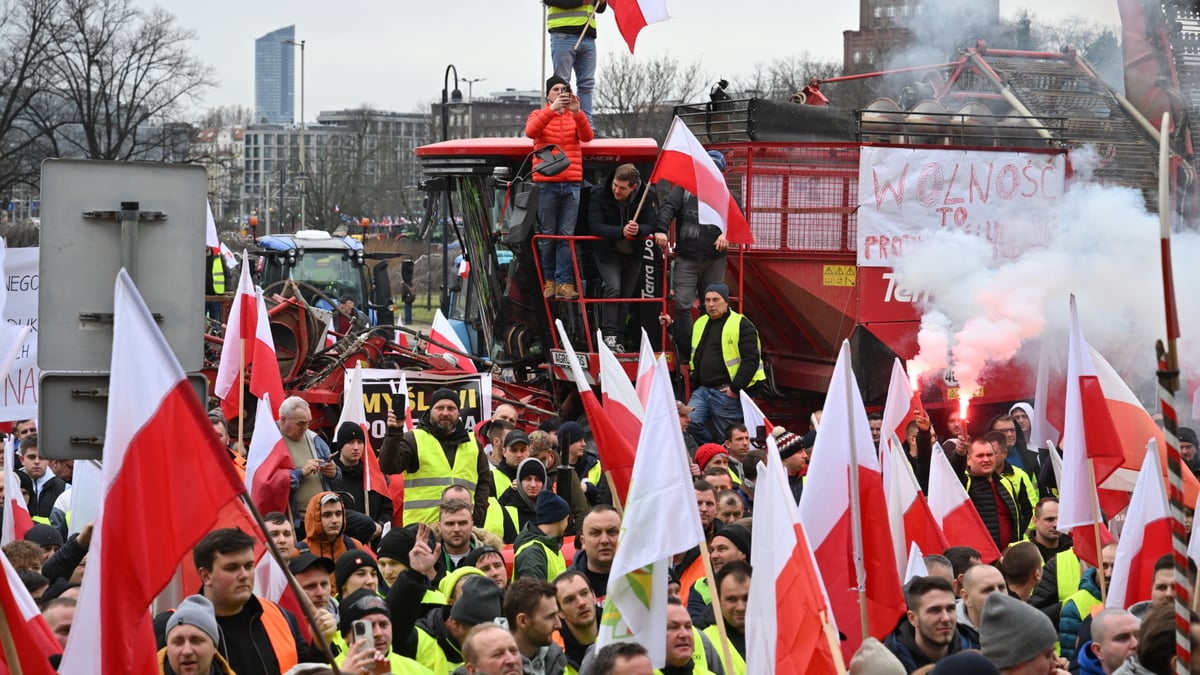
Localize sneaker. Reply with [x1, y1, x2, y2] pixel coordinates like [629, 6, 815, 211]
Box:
[604, 335, 626, 353]
[543, 281, 556, 298]
[555, 282, 579, 300]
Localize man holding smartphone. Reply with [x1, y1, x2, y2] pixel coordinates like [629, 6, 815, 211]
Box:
[525, 75, 594, 302]
[337, 589, 430, 674]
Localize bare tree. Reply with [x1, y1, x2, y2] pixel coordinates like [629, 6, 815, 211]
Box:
[197, 104, 255, 129]
[594, 51, 706, 141]
[34, 0, 213, 161]
[737, 54, 842, 101]
[0, 0, 63, 193]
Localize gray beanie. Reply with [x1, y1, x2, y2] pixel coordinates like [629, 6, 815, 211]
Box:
[980, 592, 1057, 668]
[167, 594, 220, 645]
[848, 637, 905, 675]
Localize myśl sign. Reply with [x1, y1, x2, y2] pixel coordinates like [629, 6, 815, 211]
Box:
[856, 147, 1066, 268]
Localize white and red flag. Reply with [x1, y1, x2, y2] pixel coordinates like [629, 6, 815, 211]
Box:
[1, 460, 34, 545]
[1106, 441, 1172, 608]
[608, 0, 670, 52]
[338, 362, 391, 505]
[879, 358, 922, 455]
[59, 270, 246, 675]
[798, 340, 905, 658]
[428, 308, 477, 373]
[0, 547, 61, 674]
[744, 408, 846, 675]
[556, 321, 636, 506]
[926, 444, 1001, 563]
[244, 393, 294, 516]
[635, 328, 656, 408]
[882, 441, 950, 573]
[596, 355, 704, 667]
[215, 250, 286, 420]
[651, 117, 753, 245]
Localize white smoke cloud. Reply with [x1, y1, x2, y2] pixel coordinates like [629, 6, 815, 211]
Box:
[893, 147, 1200, 406]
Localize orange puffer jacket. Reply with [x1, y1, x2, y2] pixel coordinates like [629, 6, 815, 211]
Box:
[525, 105, 594, 183]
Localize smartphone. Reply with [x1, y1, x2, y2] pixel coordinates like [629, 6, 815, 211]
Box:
[391, 392, 407, 419]
[352, 619, 373, 648]
[562, 84, 572, 95]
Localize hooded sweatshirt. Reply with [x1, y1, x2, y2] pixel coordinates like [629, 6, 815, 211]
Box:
[299, 491, 366, 562]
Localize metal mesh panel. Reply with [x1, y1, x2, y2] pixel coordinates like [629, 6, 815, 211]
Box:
[719, 145, 860, 253]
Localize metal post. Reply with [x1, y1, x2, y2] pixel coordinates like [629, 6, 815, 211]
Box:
[264, 172, 271, 236]
[285, 38, 306, 230]
[120, 201, 140, 283]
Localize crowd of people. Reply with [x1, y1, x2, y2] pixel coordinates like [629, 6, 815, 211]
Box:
[4, 368, 1198, 675]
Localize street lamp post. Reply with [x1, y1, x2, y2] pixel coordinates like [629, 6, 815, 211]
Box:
[284, 38, 306, 230]
[440, 65, 466, 316]
[461, 77, 486, 136]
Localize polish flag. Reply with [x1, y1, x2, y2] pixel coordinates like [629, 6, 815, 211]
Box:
[0, 549, 61, 674]
[651, 117, 753, 245]
[428, 308, 476, 373]
[557, 321, 636, 506]
[1030, 338, 1063, 449]
[609, 0, 670, 53]
[745, 415, 846, 675]
[882, 441, 949, 576]
[904, 543, 929, 583]
[244, 394, 294, 516]
[59, 270, 246, 675]
[798, 340, 905, 658]
[927, 443, 1001, 563]
[635, 328, 656, 409]
[598, 332, 645, 427]
[879, 359, 921, 456]
[1106, 441, 1172, 608]
[338, 363, 391, 503]
[1, 461, 34, 544]
[215, 250, 286, 420]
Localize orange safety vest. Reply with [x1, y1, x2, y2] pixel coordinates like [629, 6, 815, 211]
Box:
[259, 598, 300, 673]
[677, 555, 706, 605]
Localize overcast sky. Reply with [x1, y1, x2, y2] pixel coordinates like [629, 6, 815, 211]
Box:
[144, 0, 1124, 121]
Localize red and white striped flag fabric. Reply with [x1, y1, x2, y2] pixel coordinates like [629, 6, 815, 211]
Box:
[880, 359, 921, 455]
[428, 308, 476, 373]
[338, 363, 390, 501]
[745, 416, 845, 675]
[0, 548, 61, 674]
[598, 332, 645, 426]
[1, 461, 34, 545]
[651, 117, 753, 245]
[557, 321, 636, 506]
[798, 340, 905, 659]
[244, 393, 294, 516]
[215, 250, 285, 420]
[609, 0, 670, 52]
[882, 441, 949, 574]
[926, 445, 1001, 563]
[1106, 441, 1172, 608]
[59, 270, 246, 675]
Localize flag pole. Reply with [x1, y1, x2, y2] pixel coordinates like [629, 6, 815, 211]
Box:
[1086, 459, 1107, 603]
[573, 4, 598, 52]
[843, 343, 871, 642]
[1154, 111, 1191, 675]
[239, 494, 341, 673]
[819, 610, 849, 675]
[698, 538, 738, 672]
[0, 593, 24, 675]
[237, 338, 246, 449]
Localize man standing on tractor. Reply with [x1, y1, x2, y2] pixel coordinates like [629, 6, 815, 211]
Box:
[526, 75, 594, 302]
[685, 282, 764, 445]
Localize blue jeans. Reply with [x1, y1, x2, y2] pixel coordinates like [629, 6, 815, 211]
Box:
[550, 34, 596, 128]
[538, 182, 581, 284]
[687, 385, 743, 445]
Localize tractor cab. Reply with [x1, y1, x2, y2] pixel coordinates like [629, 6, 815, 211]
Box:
[256, 230, 394, 326]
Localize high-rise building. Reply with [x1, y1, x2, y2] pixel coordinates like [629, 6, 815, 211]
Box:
[255, 25, 295, 125]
